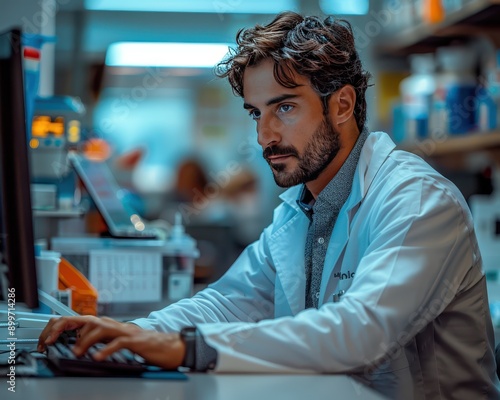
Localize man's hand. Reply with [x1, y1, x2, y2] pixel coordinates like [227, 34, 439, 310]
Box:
[37, 316, 186, 370]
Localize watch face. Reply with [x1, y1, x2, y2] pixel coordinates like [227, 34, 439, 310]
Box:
[181, 327, 197, 337]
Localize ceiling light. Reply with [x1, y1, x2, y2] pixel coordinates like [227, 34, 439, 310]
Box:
[86, 0, 298, 14]
[105, 42, 233, 68]
[319, 0, 369, 15]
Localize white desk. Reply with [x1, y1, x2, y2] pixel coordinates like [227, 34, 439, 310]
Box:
[9, 374, 387, 399]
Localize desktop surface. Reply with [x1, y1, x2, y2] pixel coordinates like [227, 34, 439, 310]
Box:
[8, 373, 387, 400]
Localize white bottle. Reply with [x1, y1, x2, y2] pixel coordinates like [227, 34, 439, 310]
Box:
[400, 53, 436, 141]
[165, 212, 199, 301]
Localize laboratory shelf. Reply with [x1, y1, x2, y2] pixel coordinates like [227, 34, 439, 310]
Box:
[397, 130, 500, 157]
[376, 0, 500, 56]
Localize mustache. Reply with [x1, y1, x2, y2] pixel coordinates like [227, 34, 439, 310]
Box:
[263, 145, 299, 160]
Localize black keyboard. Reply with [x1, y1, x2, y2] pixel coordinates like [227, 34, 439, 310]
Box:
[46, 331, 147, 376]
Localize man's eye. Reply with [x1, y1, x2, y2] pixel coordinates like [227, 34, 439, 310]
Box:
[248, 110, 261, 120]
[278, 104, 293, 113]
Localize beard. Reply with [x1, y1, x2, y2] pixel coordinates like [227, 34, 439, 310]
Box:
[263, 117, 341, 188]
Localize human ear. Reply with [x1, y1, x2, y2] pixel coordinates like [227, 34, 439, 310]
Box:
[329, 85, 356, 125]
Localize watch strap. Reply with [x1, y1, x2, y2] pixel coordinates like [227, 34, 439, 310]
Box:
[180, 326, 197, 369]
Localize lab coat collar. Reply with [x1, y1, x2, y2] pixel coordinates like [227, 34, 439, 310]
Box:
[355, 131, 396, 199]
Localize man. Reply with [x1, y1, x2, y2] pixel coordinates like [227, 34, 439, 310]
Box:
[38, 12, 499, 398]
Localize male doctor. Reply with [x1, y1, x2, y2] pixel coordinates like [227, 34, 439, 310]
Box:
[38, 12, 499, 399]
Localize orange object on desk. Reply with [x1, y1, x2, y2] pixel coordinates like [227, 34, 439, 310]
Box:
[58, 257, 98, 316]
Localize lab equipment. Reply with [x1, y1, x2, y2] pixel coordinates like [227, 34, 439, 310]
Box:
[30, 96, 86, 180]
[51, 234, 199, 316]
[54, 151, 199, 316]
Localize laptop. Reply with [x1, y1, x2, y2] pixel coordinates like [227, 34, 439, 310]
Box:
[68, 152, 158, 239]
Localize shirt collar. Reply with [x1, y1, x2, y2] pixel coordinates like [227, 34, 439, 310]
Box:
[296, 185, 315, 220]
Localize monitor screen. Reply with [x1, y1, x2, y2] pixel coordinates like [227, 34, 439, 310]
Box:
[0, 27, 39, 309]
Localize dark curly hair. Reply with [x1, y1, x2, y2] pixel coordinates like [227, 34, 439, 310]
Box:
[215, 11, 371, 132]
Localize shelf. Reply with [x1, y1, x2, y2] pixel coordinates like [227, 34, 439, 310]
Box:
[376, 0, 500, 56]
[397, 130, 500, 157]
[33, 208, 85, 218]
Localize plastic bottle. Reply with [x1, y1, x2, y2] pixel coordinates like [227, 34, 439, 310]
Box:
[476, 86, 497, 132]
[164, 212, 199, 301]
[433, 46, 477, 135]
[399, 53, 436, 141]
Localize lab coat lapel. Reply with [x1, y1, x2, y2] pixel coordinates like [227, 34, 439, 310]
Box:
[318, 132, 396, 305]
[269, 191, 309, 316]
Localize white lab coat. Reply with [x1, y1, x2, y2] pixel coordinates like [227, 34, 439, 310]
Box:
[133, 132, 499, 399]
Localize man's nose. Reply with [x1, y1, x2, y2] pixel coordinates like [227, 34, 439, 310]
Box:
[257, 114, 282, 148]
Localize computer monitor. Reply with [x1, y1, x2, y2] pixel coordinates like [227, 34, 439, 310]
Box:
[0, 27, 39, 309]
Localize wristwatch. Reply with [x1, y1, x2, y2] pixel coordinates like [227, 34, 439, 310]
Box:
[180, 326, 197, 369]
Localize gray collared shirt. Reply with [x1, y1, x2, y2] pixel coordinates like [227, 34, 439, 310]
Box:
[297, 130, 368, 308]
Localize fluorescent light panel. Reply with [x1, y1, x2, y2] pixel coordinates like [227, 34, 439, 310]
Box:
[105, 42, 233, 68]
[86, 0, 298, 14]
[319, 0, 369, 15]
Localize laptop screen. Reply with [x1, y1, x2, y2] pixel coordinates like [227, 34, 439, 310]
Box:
[68, 152, 156, 239]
